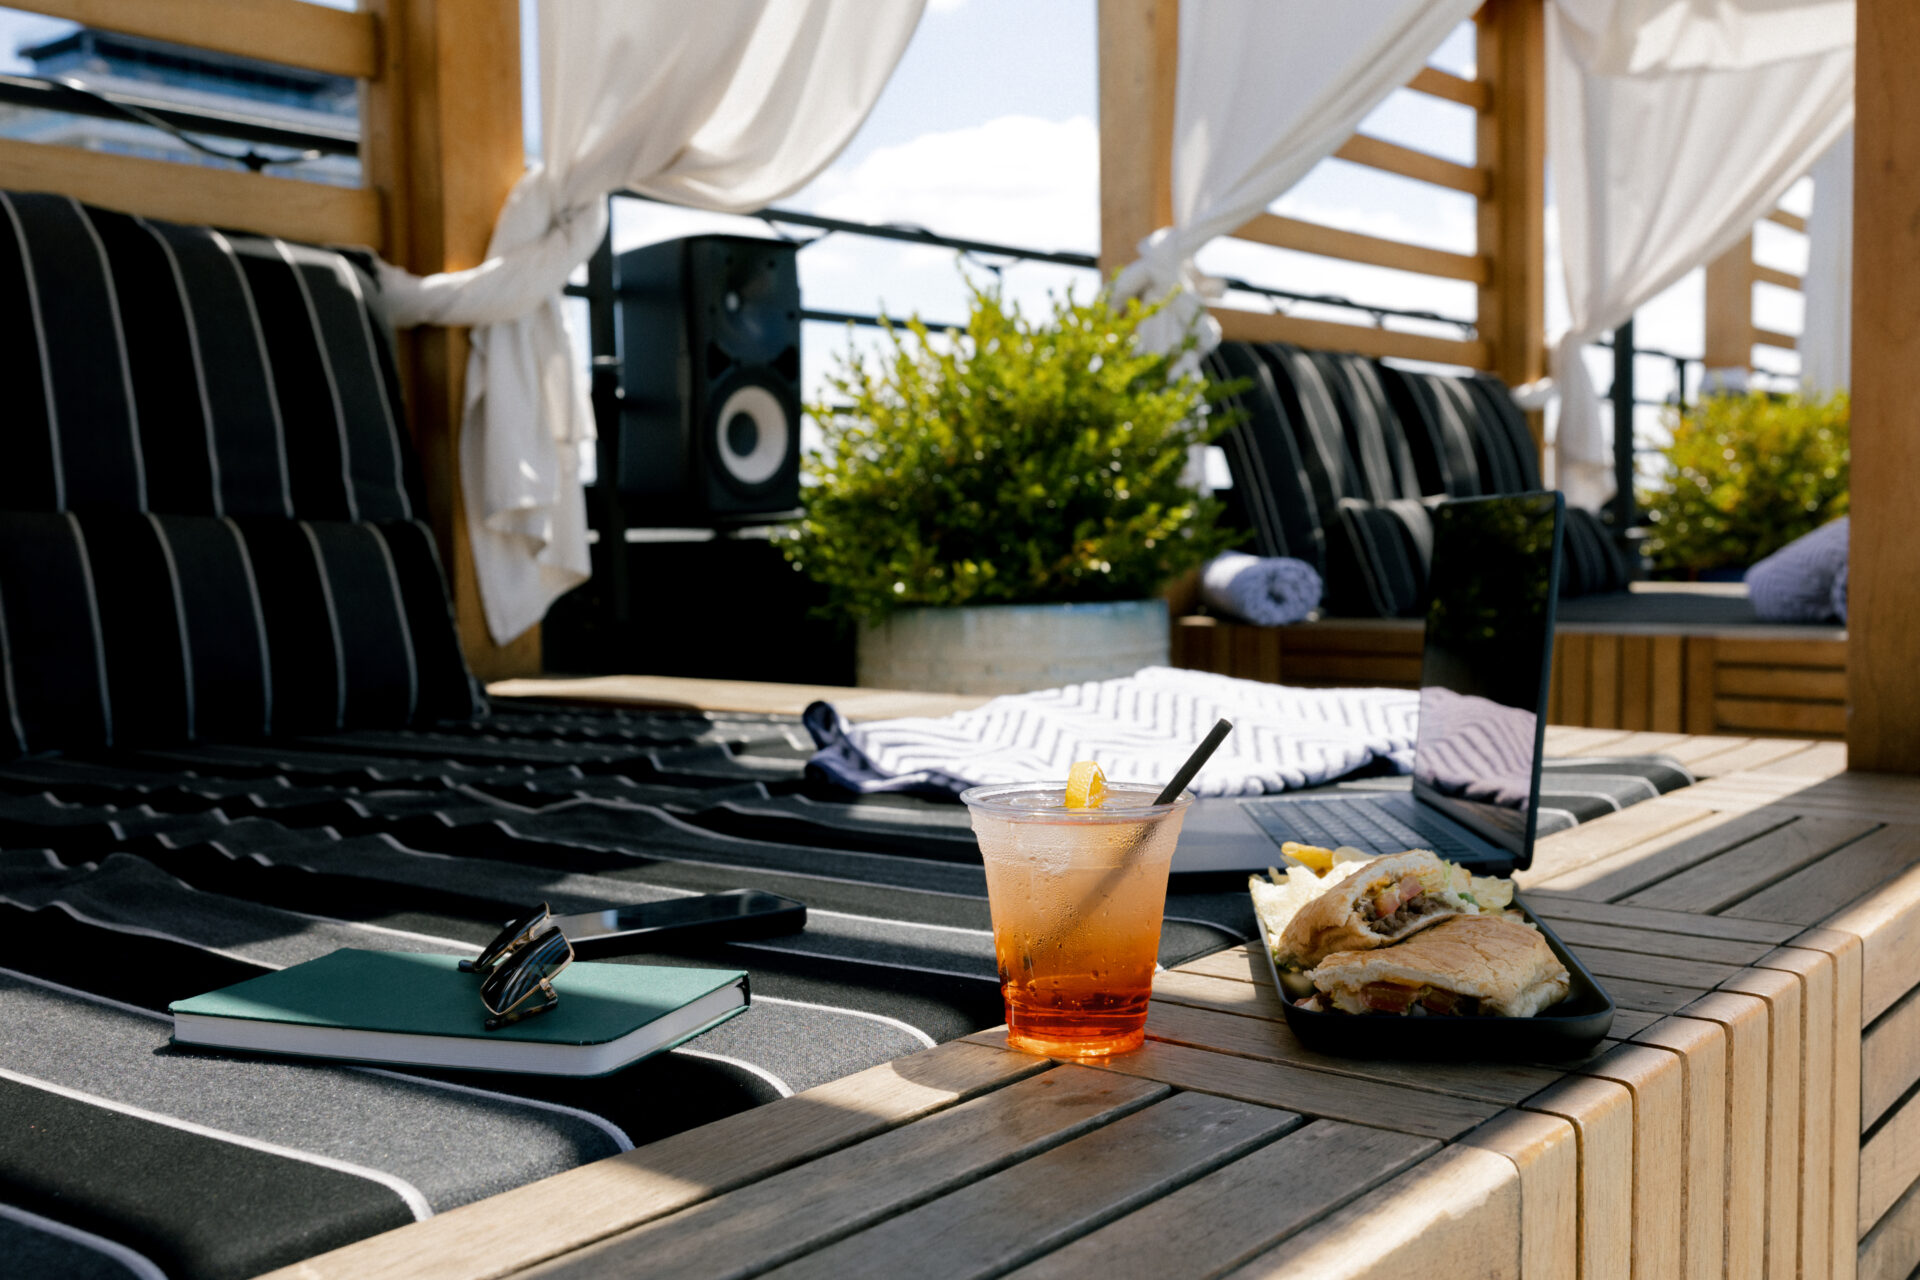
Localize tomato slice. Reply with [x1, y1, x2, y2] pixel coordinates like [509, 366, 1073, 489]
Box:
[1362, 982, 1418, 1014]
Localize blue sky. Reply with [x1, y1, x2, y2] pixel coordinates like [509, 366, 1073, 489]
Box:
[0, 0, 1817, 449]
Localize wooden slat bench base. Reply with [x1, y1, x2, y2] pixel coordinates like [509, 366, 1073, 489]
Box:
[1174, 615, 1849, 739]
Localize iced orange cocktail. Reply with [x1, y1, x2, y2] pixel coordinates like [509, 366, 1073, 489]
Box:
[961, 778, 1192, 1057]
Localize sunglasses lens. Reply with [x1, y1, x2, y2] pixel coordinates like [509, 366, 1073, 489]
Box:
[471, 903, 550, 973]
[480, 929, 572, 1017]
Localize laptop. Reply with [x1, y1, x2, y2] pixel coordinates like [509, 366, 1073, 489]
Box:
[1175, 491, 1566, 876]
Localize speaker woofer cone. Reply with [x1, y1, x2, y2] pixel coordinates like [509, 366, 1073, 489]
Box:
[711, 382, 792, 491]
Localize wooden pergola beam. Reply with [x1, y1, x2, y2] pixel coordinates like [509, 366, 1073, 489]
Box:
[1097, 0, 1178, 279]
[1704, 232, 1757, 372]
[1475, 0, 1549, 445]
[24, 0, 378, 79]
[1848, 0, 1920, 773]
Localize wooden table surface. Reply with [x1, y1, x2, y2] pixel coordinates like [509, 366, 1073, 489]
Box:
[274, 703, 1920, 1280]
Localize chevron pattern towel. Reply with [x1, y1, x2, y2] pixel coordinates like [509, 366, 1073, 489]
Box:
[1413, 686, 1538, 809]
[809, 667, 1420, 797]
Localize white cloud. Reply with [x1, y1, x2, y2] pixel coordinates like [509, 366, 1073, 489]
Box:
[797, 114, 1099, 406]
[802, 113, 1097, 252]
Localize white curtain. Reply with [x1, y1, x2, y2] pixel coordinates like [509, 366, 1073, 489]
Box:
[1549, 0, 1853, 508]
[1112, 0, 1484, 355]
[1800, 126, 1853, 394]
[380, 0, 923, 644]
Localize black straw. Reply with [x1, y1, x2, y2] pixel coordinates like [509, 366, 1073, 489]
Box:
[1154, 718, 1233, 805]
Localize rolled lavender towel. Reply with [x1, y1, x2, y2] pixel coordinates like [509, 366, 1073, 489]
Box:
[1832, 558, 1848, 624]
[1745, 516, 1849, 623]
[1200, 551, 1323, 626]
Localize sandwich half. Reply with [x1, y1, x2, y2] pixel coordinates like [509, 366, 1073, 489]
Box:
[1307, 914, 1572, 1017]
[1274, 850, 1491, 972]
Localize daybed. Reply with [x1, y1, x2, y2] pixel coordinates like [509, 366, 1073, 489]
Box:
[1184, 340, 1848, 738]
[0, 193, 1700, 1279]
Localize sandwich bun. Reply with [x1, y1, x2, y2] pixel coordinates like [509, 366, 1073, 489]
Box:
[1309, 914, 1571, 1017]
[1276, 849, 1459, 970]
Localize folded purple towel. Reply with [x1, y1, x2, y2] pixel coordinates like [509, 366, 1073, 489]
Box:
[1200, 552, 1323, 626]
[1745, 517, 1848, 624]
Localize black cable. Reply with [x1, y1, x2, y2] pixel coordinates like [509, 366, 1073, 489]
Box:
[28, 74, 323, 172]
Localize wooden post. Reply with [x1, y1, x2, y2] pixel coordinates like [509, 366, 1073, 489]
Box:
[1099, 0, 1192, 618]
[1848, 0, 1920, 773]
[361, 0, 540, 681]
[1097, 0, 1178, 278]
[1703, 235, 1756, 377]
[1475, 0, 1548, 456]
[1475, 0, 1548, 384]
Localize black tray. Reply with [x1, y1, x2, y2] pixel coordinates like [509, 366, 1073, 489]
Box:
[1258, 894, 1614, 1060]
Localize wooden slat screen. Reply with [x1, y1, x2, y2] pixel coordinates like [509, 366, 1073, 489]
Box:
[4, 0, 387, 250]
[23, 0, 379, 78]
[1206, 0, 1544, 389]
[0, 137, 384, 247]
[1705, 202, 1812, 368]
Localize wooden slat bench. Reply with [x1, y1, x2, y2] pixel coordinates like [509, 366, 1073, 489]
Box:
[273, 700, 1920, 1280]
[1175, 615, 1849, 739]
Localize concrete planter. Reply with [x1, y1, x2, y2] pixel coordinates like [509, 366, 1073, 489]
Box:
[857, 599, 1169, 695]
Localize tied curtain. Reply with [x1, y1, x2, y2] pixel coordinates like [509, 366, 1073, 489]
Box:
[1799, 125, 1853, 393]
[1112, 0, 1484, 357]
[379, 0, 923, 645]
[1549, 0, 1854, 508]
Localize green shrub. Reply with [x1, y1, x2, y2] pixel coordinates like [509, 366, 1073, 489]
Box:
[781, 278, 1240, 624]
[1637, 390, 1848, 576]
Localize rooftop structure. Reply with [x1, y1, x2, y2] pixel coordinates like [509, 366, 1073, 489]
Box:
[0, 4, 1916, 1278]
[0, 25, 356, 184]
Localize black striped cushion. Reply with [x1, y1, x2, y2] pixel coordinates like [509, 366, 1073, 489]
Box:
[1206, 345, 1326, 571]
[1376, 366, 1484, 497]
[0, 513, 480, 754]
[1254, 343, 1367, 519]
[1325, 498, 1435, 618]
[0, 188, 479, 757]
[1466, 373, 1544, 490]
[0, 192, 417, 522]
[1560, 507, 1634, 597]
[1307, 351, 1423, 502]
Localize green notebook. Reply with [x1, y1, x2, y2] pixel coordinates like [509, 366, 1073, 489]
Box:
[170, 949, 749, 1077]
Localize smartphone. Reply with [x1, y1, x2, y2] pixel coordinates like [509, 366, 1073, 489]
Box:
[551, 890, 805, 957]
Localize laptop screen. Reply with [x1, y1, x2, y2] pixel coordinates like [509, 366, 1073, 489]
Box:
[1411, 492, 1565, 863]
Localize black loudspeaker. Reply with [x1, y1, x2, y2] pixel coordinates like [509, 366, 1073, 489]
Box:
[614, 235, 802, 524]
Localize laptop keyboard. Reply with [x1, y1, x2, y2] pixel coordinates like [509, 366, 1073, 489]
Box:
[1241, 794, 1481, 860]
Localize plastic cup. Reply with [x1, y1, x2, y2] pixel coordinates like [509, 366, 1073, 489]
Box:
[961, 781, 1193, 1057]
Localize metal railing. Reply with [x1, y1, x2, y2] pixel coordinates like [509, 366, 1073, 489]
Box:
[587, 190, 1480, 338]
[0, 71, 356, 170]
[1596, 320, 1705, 534]
[9, 74, 1756, 547]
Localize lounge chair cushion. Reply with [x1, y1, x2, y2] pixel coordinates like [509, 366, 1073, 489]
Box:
[1208, 345, 1326, 571]
[1325, 497, 1434, 618]
[1255, 343, 1368, 520]
[1306, 350, 1422, 502]
[1466, 374, 1544, 489]
[1560, 507, 1634, 597]
[0, 512, 480, 754]
[0, 190, 481, 756]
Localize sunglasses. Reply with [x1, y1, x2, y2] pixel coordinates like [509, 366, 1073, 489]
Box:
[463, 903, 575, 1031]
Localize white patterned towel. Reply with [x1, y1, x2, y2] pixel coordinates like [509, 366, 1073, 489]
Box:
[814, 667, 1419, 798]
